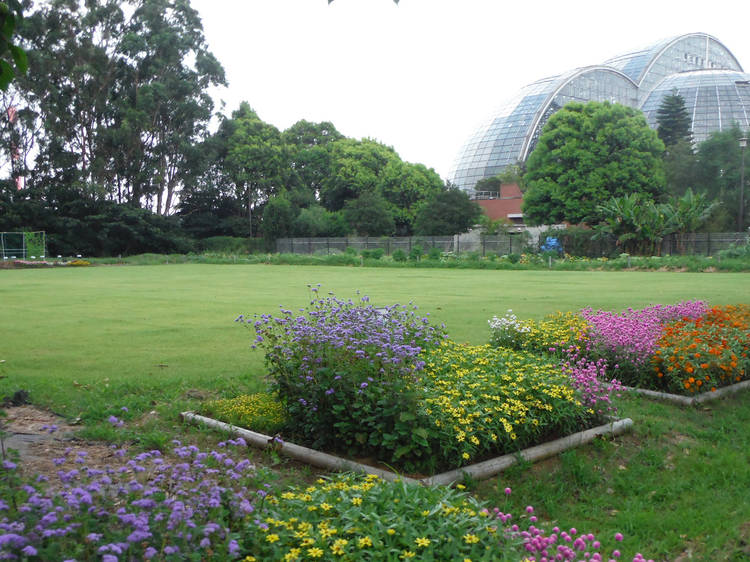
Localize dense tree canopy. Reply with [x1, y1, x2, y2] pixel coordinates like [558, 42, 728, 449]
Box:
[522, 101, 666, 225]
[413, 188, 481, 236]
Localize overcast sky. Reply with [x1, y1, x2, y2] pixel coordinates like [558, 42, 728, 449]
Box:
[190, 0, 750, 181]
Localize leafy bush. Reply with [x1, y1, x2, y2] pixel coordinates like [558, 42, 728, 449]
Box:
[392, 249, 407, 262]
[201, 392, 286, 434]
[426, 246, 442, 260]
[239, 292, 446, 470]
[360, 248, 385, 260]
[198, 236, 271, 254]
[408, 245, 423, 261]
[718, 241, 750, 259]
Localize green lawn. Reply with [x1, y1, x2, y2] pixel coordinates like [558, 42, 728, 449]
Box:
[1, 264, 746, 416]
[1, 264, 749, 559]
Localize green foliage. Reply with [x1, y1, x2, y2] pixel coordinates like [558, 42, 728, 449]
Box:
[408, 244, 423, 261]
[261, 194, 296, 242]
[343, 191, 395, 236]
[426, 246, 442, 260]
[392, 248, 407, 262]
[663, 139, 698, 197]
[360, 248, 385, 260]
[413, 188, 481, 235]
[292, 205, 349, 237]
[695, 126, 750, 231]
[0, 0, 26, 90]
[198, 236, 271, 254]
[523, 101, 666, 225]
[656, 91, 692, 148]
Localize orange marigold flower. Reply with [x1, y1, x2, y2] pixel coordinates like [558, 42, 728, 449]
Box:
[700, 363, 709, 369]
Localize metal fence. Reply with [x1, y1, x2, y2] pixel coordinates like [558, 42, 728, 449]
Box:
[277, 231, 748, 257]
[659, 232, 748, 256]
[276, 233, 531, 256]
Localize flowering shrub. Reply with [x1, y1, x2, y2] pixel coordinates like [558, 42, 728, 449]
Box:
[419, 342, 596, 469]
[489, 311, 589, 356]
[580, 301, 707, 386]
[239, 472, 647, 562]
[238, 291, 446, 469]
[652, 305, 750, 394]
[201, 393, 286, 435]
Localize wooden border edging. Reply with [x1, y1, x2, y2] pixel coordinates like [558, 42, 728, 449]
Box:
[623, 379, 750, 406]
[182, 412, 632, 487]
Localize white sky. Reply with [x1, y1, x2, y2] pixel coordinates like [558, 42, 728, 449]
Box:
[190, 0, 750, 182]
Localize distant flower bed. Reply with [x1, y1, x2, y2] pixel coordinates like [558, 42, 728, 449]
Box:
[489, 302, 749, 397]
[234, 291, 615, 475]
[0, 259, 89, 268]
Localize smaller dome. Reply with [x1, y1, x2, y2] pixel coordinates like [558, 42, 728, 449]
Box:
[640, 70, 750, 144]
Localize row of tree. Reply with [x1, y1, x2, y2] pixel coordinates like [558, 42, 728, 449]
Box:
[0, 0, 480, 256]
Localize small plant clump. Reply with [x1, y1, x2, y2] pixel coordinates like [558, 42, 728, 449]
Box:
[201, 393, 286, 435]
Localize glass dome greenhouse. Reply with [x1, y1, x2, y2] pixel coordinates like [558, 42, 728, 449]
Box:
[450, 33, 748, 192]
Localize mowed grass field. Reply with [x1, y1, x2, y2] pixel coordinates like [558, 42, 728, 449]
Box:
[2, 264, 750, 559]
[0, 263, 747, 419]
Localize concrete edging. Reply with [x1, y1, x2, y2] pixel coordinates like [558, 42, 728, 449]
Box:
[181, 411, 632, 487]
[623, 379, 750, 406]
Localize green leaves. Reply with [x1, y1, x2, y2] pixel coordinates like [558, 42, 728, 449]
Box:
[523, 101, 666, 226]
[0, 0, 26, 91]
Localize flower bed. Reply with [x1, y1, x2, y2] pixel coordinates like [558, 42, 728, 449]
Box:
[488, 302, 749, 399]
[231, 292, 620, 476]
[0, 437, 649, 561]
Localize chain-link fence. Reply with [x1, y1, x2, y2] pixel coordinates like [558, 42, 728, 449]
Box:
[277, 231, 748, 257]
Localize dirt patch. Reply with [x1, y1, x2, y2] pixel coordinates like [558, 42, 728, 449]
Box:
[1, 405, 125, 480]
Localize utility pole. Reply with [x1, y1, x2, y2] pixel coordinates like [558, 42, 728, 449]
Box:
[740, 137, 747, 232]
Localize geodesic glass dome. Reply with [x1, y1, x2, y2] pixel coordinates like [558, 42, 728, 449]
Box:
[640, 70, 750, 144]
[450, 33, 746, 192]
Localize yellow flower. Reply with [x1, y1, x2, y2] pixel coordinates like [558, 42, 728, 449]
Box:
[283, 549, 301, 561]
[300, 537, 315, 547]
[266, 533, 280, 543]
[351, 497, 363, 506]
[307, 547, 324, 558]
[387, 529, 396, 535]
[400, 551, 416, 559]
[320, 502, 332, 511]
[462, 452, 470, 460]
[421, 510, 431, 516]
[463, 533, 480, 544]
[331, 539, 348, 555]
[244, 557, 257, 562]
[415, 537, 431, 548]
[358, 536, 373, 548]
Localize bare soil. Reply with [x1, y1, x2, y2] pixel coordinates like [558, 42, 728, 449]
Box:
[1, 405, 125, 480]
